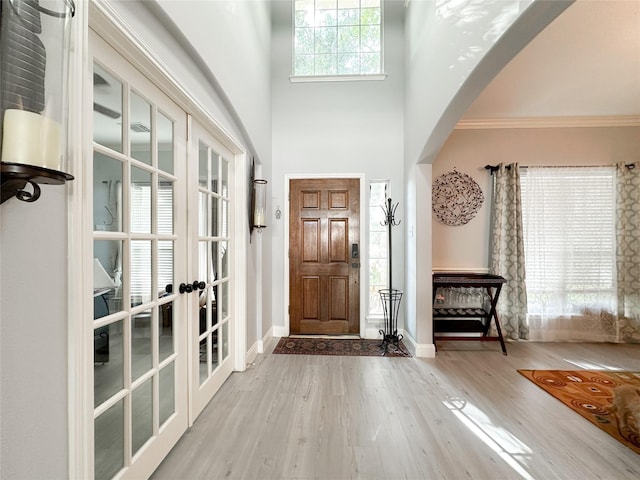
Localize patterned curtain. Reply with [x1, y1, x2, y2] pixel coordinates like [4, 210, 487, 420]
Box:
[489, 163, 528, 340]
[616, 162, 640, 342]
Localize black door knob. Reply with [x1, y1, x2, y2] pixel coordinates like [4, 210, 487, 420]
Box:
[165, 284, 173, 294]
[179, 283, 193, 294]
[192, 281, 206, 290]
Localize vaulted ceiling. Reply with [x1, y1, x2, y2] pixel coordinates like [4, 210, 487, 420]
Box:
[461, 0, 640, 121]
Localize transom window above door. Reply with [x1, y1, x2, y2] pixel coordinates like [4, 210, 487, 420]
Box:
[293, 0, 383, 78]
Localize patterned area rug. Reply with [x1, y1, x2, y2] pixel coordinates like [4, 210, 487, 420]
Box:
[272, 337, 411, 357]
[519, 370, 640, 454]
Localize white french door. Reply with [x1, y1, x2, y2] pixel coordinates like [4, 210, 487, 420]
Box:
[88, 28, 242, 479]
[90, 32, 188, 480]
[188, 121, 236, 422]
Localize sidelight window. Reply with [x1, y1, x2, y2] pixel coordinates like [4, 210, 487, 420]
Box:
[368, 180, 389, 317]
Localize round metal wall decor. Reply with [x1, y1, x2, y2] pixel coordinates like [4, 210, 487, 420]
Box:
[432, 169, 484, 226]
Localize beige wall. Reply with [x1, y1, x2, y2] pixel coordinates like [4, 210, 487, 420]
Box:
[432, 125, 640, 271]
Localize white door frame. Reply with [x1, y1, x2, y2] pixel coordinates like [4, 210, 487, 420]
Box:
[69, 1, 248, 478]
[283, 173, 367, 338]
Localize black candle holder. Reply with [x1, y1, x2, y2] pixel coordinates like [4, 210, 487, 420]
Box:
[1, 162, 74, 204]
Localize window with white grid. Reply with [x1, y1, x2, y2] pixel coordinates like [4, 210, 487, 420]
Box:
[293, 0, 382, 77]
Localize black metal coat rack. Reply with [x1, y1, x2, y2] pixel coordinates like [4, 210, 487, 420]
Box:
[378, 197, 406, 355]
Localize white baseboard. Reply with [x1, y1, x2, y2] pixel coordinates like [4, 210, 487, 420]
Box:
[247, 327, 275, 364]
[246, 341, 259, 365]
[366, 328, 435, 358]
[258, 326, 274, 354]
[245, 327, 273, 365]
[364, 326, 384, 339]
[401, 331, 436, 358]
[273, 325, 287, 338]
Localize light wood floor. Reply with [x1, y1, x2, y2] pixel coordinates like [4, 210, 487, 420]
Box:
[152, 340, 640, 479]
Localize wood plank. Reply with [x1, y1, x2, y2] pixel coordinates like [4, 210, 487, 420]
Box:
[152, 342, 640, 480]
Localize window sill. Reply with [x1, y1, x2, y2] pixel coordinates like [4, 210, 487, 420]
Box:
[290, 74, 387, 83]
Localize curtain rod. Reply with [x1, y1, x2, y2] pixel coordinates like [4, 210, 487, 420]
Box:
[484, 163, 636, 173]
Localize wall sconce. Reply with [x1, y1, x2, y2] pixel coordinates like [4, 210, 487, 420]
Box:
[251, 179, 268, 233]
[0, 0, 76, 205]
[249, 157, 267, 236]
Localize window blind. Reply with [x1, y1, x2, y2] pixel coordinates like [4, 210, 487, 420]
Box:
[130, 181, 174, 304]
[521, 166, 616, 315]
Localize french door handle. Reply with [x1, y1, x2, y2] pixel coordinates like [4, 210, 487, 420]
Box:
[192, 281, 206, 291]
[179, 283, 193, 294]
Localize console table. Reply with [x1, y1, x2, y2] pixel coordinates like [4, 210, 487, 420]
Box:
[432, 272, 508, 355]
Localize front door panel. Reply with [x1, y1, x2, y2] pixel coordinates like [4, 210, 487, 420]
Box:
[290, 178, 360, 334]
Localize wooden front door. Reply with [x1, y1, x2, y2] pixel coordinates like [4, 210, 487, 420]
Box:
[289, 178, 360, 335]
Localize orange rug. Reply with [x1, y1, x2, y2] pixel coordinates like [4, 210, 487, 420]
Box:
[518, 370, 640, 455]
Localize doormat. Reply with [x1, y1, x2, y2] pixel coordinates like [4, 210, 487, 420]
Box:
[272, 337, 411, 357]
[518, 370, 640, 455]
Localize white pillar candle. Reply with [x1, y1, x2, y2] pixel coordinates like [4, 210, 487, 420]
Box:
[1, 109, 62, 171]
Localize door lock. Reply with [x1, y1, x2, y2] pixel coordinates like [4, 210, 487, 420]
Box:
[351, 243, 359, 258]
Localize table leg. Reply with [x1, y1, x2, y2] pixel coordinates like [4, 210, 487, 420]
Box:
[486, 285, 508, 355]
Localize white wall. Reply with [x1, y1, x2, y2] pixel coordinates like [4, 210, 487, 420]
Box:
[0, 2, 273, 478]
[105, 1, 245, 152]
[149, 0, 272, 168]
[1, 188, 70, 479]
[403, 0, 572, 166]
[105, 0, 272, 351]
[432, 125, 640, 270]
[401, 0, 572, 356]
[270, 0, 405, 335]
[402, 163, 435, 355]
[148, 0, 274, 352]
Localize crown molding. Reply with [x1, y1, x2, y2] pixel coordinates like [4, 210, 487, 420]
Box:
[455, 115, 640, 129]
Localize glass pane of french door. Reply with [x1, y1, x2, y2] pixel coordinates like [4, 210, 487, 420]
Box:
[91, 31, 187, 480]
[197, 142, 225, 386]
[189, 122, 235, 422]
